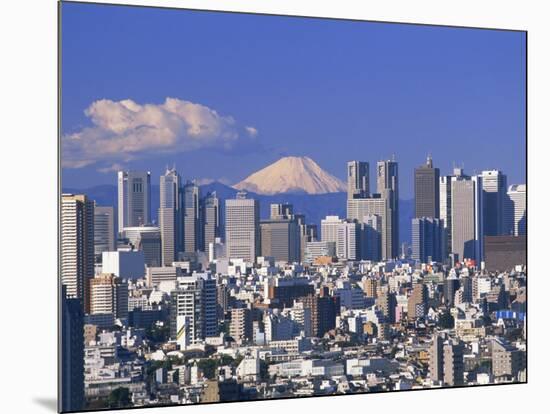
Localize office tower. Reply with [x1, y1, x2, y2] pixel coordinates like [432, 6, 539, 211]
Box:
[225, 192, 260, 263]
[336, 221, 361, 260]
[217, 284, 230, 319]
[304, 241, 336, 264]
[506, 184, 526, 236]
[429, 333, 444, 383]
[203, 192, 220, 252]
[170, 273, 218, 343]
[480, 170, 507, 236]
[61, 194, 94, 312]
[378, 291, 397, 324]
[230, 307, 253, 345]
[146, 266, 184, 287]
[122, 226, 162, 266]
[93, 205, 115, 261]
[347, 161, 369, 199]
[321, 216, 360, 260]
[451, 175, 484, 262]
[270, 203, 293, 219]
[411, 217, 443, 263]
[407, 282, 427, 320]
[443, 277, 460, 307]
[295, 214, 317, 263]
[117, 171, 151, 234]
[361, 214, 382, 261]
[89, 273, 129, 320]
[414, 155, 440, 219]
[459, 275, 474, 304]
[347, 192, 393, 260]
[59, 285, 84, 412]
[159, 168, 182, 266]
[376, 159, 399, 258]
[443, 341, 464, 386]
[260, 219, 300, 263]
[183, 181, 200, 253]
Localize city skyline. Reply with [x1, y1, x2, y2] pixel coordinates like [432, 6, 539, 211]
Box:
[61, 3, 526, 198]
[59, 3, 527, 412]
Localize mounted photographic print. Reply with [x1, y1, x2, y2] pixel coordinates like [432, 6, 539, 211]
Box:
[58, 1, 527, 412]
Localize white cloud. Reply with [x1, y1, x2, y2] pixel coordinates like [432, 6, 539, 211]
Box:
[62, 97, 258, 169]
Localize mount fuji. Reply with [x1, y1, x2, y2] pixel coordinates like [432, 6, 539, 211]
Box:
[233, 156, 346, 195]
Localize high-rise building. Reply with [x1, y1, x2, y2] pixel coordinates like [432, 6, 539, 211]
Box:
[159, 168, 182, 266]
[225, 192, 260, 263]
[183, 181, 200, 253]
[93, 205, 115, 261]
[117, 171, 151, 234]
[89, 273, 128, 320]
[411, 217, 443, 263]
[347, 161, 369, 199]
[202, 192, 220, 252]
[451, 175, 484, 262]
[361, 214, 382, 261]
[304, 241, 336, 264]
[59, 285, 84, 412]
[122, 226, 162, 267]
[480, 170, 507, 236]
[377, 291, 397, 324]
[295, 214, 317, 263]
[505, 184, 526, 236]
[492, 338, 526, 380]
[347, 192, 394, 260]
[230, 307, 253, 345]
[443, 277, 460, 307]
[321, 216, 360, 260]
[429, 332, 444, 383]
[407, 283, 427, 320]
[61, 194, 94, 312]
[299, 290, 340, 338]
[443, 341, 464, 386]
[170, 273, 218, 344]
[376, 159, 399, 258]
[414, 155, 440, 219]
[260, 218, 300, 263]
[270, 203, 293, 219]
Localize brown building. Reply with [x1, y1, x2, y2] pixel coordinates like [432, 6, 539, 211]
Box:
[484, 235, 526, 272]
[407, 283, 427, 320]
[299, 289, 340, 338]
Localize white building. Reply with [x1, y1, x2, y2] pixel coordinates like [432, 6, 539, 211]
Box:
[117, 170, 151, 234]
[506, 184, 526, 236]
[225, 192, 260, 264]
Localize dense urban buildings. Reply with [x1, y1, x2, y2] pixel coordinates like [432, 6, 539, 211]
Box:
[60, 157, 527, 411]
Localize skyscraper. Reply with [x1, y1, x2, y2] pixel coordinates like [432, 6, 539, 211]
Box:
[159, 168, 182, 266]
[225, 192, 260, 263]
[347, 192, 393, 260]
[89, 273, 129, 320]
[170, 273, 218, 344]
[183, 180, 200, 253]
[506, 184, 526, 236]
[429, 332, 444, 383]
[376, 159, 399, 258]
[117, 171, 151, 234]
[59, 285, 84, 412]
[61, 194, 94, 312]
[414, 155, 440, 219]
[202, 192, 221, 252]
[260, 218, 300, 263]
[93, 205, 115, 261]
[451, 175, 484, 262]
[361, 214, 382, 262]
[411, 217, 443, 263]
[347, 161, 369, 199]
[480, 170, 507, 236]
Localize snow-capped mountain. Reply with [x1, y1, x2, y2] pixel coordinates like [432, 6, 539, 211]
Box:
[233, 156, 346, 195]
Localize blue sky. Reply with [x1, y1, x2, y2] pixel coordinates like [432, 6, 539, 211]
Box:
[61, 2, 526, 198]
